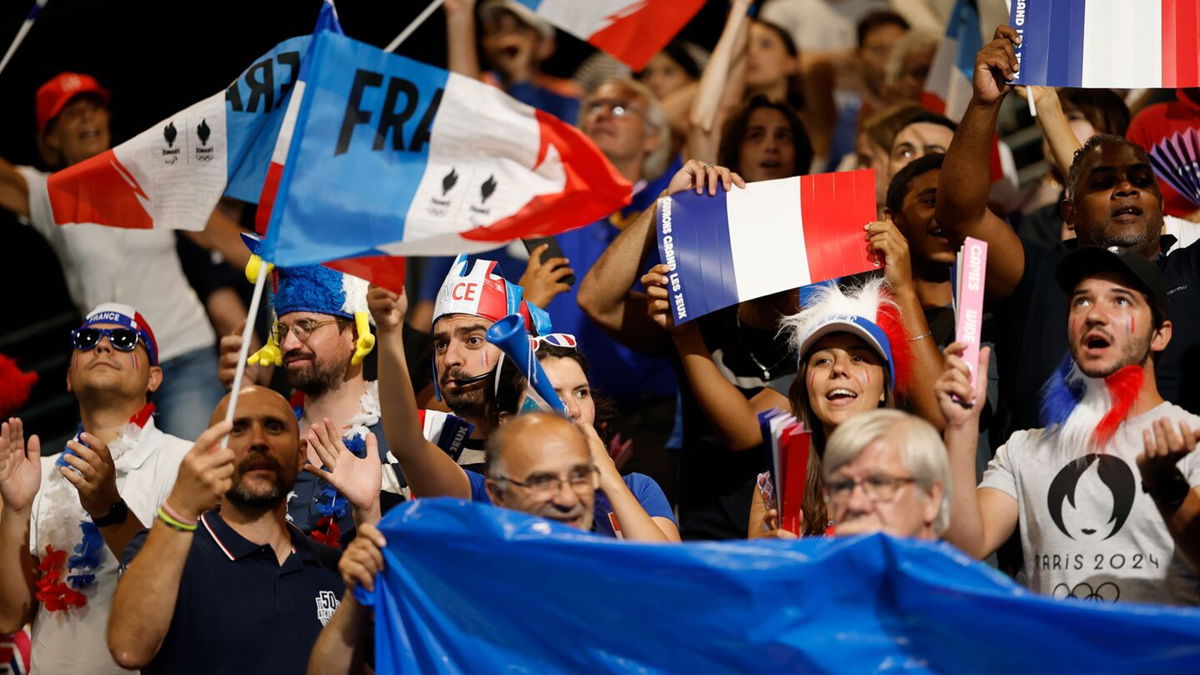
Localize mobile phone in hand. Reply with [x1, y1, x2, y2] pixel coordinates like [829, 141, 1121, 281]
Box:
[522, 237, 575, 286]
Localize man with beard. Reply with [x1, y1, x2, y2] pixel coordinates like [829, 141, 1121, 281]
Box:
[218, 258, 399, 546]
[0, 304, 189, 673]
[107, 386, 348, 674]
[938, 26, 1200, 441]
[937, 247, 1200, 605]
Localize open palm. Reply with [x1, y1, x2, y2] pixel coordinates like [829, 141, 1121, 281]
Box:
[304, 419, 382, 512]
[0, 418, 41, 512]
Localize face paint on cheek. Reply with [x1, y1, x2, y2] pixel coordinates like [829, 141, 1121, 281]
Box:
[1128, 316, 1135, 336]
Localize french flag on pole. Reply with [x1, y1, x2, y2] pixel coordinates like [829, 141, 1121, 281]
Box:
[657, 170, 878, 324]
[921, 0, 982, 121]
[510, 0, 705, 70]
[45, 35, 310, 230]
[257, 3, 630, 267]
[1010, 0, 1200, 88]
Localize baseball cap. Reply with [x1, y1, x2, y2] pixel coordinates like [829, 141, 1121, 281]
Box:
[37, 72, 110, 133]
[78, 303, 159, 365]
[796, 313, 897, 387]
[478, 0, 554, 41]
[1055, 245, 1169, 319]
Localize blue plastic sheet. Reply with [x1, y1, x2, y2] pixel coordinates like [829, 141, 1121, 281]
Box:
[362, 499, 1200, 673]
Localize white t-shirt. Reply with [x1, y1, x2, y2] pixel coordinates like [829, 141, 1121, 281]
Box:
[16, 166, 214, 363]
[981, 402, 1200, 605]
[27, 418, 190, 674]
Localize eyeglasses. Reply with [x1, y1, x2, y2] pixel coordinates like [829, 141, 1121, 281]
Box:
[492, 465, 598, 497]
[529, 333, 579, 352]
[272, 318, 342, 345]
[70, 327, 141, 353]
[584, 99, 643, 119]
[824, 475, 916, 505]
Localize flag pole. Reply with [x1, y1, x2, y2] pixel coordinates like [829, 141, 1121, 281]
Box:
[0, 0, 48, 77]
[222, 266, 269, 436]
[1026, 86, 1037, 118]
[385, 0, 444, 53]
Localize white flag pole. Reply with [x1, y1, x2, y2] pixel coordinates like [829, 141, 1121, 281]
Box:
[385, 0, 444, 53]
[0, 0, 49, 77]
[223, 267, 269, 436]
[1026, 86, 1037, 118]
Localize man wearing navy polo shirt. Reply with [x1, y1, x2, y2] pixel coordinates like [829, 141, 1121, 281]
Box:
[108, 386, 346, 674]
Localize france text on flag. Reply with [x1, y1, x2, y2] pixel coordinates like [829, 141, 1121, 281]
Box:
[45, 35, 310, 230]
[922, 0, 982, 121]
[1010, 0, 1200, 88]
[512, 0, 705, 70]
[359, 499, 1200, 673]
[657, 170, 877, 323]
[257, 20, 630, 266]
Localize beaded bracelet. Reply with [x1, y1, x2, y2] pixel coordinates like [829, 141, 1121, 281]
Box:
[157, 507, 197, 532]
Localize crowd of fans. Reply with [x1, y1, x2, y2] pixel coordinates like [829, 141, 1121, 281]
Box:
[2, 0, 1200, 671]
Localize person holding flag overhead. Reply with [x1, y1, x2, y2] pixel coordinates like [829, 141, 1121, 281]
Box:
[0, 72, 233, 440]
[0, 304, 190, 674]
[938, 25, 1200, 442]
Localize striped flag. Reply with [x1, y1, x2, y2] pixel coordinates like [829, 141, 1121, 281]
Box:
[256, 4, 630, 268]
[45, 34, 311, 230]
[657, 170, 877, 324]
[922, 0, 981, 121]
[510, 0, 705, 70]
[1010, 0, 1200, 88]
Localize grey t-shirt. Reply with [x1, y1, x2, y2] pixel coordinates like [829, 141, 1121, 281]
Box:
[981, 402, 1200, 605]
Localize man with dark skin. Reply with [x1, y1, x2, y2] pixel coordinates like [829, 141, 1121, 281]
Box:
[936, 25, 1200, 438]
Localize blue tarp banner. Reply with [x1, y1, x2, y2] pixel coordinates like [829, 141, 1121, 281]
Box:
[360, 499, 1200, 673]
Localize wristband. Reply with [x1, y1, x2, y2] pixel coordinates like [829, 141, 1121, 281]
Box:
[157, 507, 198, 532]
[160, 500, 198, 527]
[907, 331, 933, 343]
[1143, 469, 1191, 510]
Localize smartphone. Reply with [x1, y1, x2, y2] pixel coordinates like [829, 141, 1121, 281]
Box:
[522, 237, 575, 287]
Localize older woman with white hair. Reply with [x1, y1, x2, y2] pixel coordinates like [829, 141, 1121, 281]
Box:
[822, 408, 951, 540]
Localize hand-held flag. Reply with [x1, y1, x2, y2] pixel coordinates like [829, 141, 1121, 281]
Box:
[657, 170, 877, 324]
[758, 409, 811, 536]
[509, 0, 705, 70]
[1009, 0, 1200, 88]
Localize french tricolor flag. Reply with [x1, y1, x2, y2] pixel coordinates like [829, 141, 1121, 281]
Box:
[257, 3, 630, 269]
[45, 34, 311, 230]
[921, 0, 981, 121]
[1011, 0, 1200, 88]
[510, 0, 704, 70]
[657, 170, 877, 323]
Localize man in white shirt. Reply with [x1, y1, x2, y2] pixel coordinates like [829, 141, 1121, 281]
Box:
[938, 246, 1200, 605]
[0, 303, 190, 673]
[0, 71, 226, 440]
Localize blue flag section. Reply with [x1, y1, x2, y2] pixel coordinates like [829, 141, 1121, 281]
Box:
[360, 499, 1200, 673]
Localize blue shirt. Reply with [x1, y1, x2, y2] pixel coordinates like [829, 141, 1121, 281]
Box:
[465, 470, 675, 538]
[121, 510, 343, 675]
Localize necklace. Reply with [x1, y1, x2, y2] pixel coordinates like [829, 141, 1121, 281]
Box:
[735, 313, 790, 381]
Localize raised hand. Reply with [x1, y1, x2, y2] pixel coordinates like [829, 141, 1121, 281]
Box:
[1138, 418, 1200, 494]
[339, 523, 387, 592]
[936, 343, 991, 430]
[60, 432, 121, 519]
[662, 159, 745, 198]
[973, 26, 1020, 105]
[366, 285, 408, 335]
[167, 420, 236, 521]
[0, 418, 41, 513]
[640, 263, 679, 332]
[304, 419, 382, 514]
[518, 243, 574, 307]
[865, 219, 913, 294]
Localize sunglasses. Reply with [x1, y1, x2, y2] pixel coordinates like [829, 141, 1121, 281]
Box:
[71, 327, 142, 353]
[529, 333, 579, 351]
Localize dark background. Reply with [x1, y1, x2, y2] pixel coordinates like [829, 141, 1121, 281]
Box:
[0, 0, 729, 440]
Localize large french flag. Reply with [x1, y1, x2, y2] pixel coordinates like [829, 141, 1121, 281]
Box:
[1010, 0, 1200, 88]
[921, 0, 981, 121]
[511, 0, 704, 70]
[257, 5, 630, 267]
[657, 170, 877, 323]
[45, 35, 311, 230]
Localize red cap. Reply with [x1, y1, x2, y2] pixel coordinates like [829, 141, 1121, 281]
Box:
[36, 72, 110, 132]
